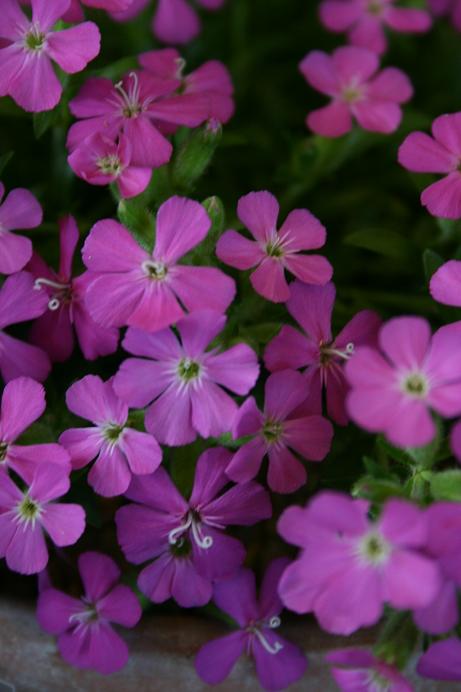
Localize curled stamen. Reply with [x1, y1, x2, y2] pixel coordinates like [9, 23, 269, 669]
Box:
[252, 627, 283, 655]
[191, 520, 213, 549]
[34, 278, 70, 291]
[268, 616, 281, 629]
[168, 512, 213, 549]
[168, 516, 192, 545]
[324, 342, 355, 360]
[48, 297, 61, 311]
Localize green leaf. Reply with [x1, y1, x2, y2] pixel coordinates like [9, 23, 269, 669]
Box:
[117, 197, 154, 251]
[172, 123, 222, 193]
[352, 476, 408, 502]
[423, 248, 444, 282]
[430, 470, 461, 501]
[377, 437, 413, 466]
[33, 108, 59, 139]
[344, 228, 411, 260]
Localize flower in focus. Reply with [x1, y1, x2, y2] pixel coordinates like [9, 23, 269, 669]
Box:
[345, 317, 461, 447]
[326, 648, 413, 691]
[264, 281, 381, 425]
[428, 0, 461, 32]
[0, 0, 101, 112]
[68, 133, 152, 199]
[195, 559, 307, 691]
[29, 216, 119, 362]
[83, 197, 235, 331]
[278, 492, 441, 634]
[0, 271, 50, 383]
[417, 638, 461, 681]
[59, 375, 162, 497]
[319, 0, 431, 55]
[299, 46, 413, 138]
[139, 48, 235, 124]
[226, 370, 333, 494]
[413, 502, 461, 634]
[0, 377, 70, 482]
[37, 551, 141, 674]
[216, 191, 333, 302]
[67, 71, 207, 168]
[0, 181, 42, 274]
[0, 463, 85, 574]
[399, 113, 461, 219]
[113, 310, 259, 445]
[116, 448, 272, 608]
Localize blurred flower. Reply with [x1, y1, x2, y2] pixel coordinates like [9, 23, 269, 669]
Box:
[429, 0, 461, 32]
[0, 181, 42, 275]
[0, 463, 85, 574]
[226, 370, 333, 494]
[326, 648, 413, 691]
[345, 317, 461, 447]
[116, 448, 271, 607]
[264, 281, 381, 425]
[278, 492, 441, 634]
[417, 638, 461, 681]
[29, 216, 119, 362]
[195, 559, 307, 691]
[60, 375, 162, 497]
[0, 0, 100, 112]
[300, 46, 413, 138]
[82, 196, 235, 332]
[62, 0, 134, 22]
[399, 113, 461, 219]
[319, 0, 431, 55]
[113, 310, 259, 445]
[37, 551, 141, 674]
[216, 191, 332, 302]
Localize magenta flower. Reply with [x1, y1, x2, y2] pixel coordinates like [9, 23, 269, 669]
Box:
[299, 46, 413, 138]
[83, 197, 235, 332]
[0, 181, 42, 275]
[37, 551, 141, 674]
[0, 271, 50, 383]
[68, 133, 152, 199]
[152, 0, 226, 44]
[195, 560, 307, 691]
[67, 71, 207, 168]
[319, 0, 431, 55]
[0, 464, 85, 574]
[59, 375, 162, 497]
[345, 317, 461, 447]
[278, 492, 441, 635]
[417, 638, 461, 681]
[264, 281, 381, 425]
[430, 259, 461, 308]
[413, 502, 461, 634]
[114, 310, 259, 445]
[116, 448, 272, 608]
[0, 0, 101, 112]
[429, 0, 461, 31]
[0, 377, 70, 482]
[226, 370, 333, 494]
[399, 113, 461, 219]
[216, 191, 332, 302]
[139, 48, 235, 124]
[29, 216, 118, 363]
[62, 0, 134, 22]
[326, 649, 413, 691]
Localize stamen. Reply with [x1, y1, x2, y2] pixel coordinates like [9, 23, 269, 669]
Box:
[265, 235, 284, 258]
[175, 57, 186, 80]
[115, 72, 142, 118]
[251, 627, 283, 655]
[168, 516, 193, 545]
[168, 511, 213, 549]
[142, 260, 168, 280]
[34, 278, 70, 291]
[322, 342, 355, 361]
[24, 23, 46, 52]
[191, 520, 213, 549]
[268, 616, 281, 629]
[177, 358, 201, 382]
[16, 495, 42, 528]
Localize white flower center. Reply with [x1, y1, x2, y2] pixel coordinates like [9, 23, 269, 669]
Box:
[142, 260, 168, 281]
[16, 495, 42, 527]
[400, 371, 429, 398]
[356, 530, 392, 566]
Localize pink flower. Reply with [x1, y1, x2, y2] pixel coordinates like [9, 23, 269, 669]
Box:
[430, 259, 461, 307]
[319, 0, 431, 55]
[113, 310, 259, 445]
[82, 197, 235, 332]
[429, 0, 461, 31]
[216, 191, 333, 302]
[116, 448, 271, 608]
[264, 282, 381, 425]
[0, 271, 51, 383]
[417, 638, 461, 681]
[413, 502, 461, 634]
[37, 551, 141, 674]
[67, 70, 207, 168]
[29, 216, 118, 362]
[0, 0, 101, 112]
[399, 113, 461, 219]
[68, 133, 152, 199]
[278, 492, 441, 635]
[226, 370, 333, 494]
[299, 46, 413, 138]
[59, 375, 162, 497]
[139, 48, 235, 124]
[0, 181, 42, 274]
[0, 377, 70, 482]
[152, 0, 226, 44]
[345, 317, 461, 447]
[326, 649, 413, 691]
[109, 0, 148, 22]
[195, 560, 307, 691]
[0, 464, 85, 574]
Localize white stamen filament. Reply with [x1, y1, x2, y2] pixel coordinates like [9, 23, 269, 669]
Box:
[251, 626, 283, 655]
[268, 616, 281, 628]
[34, 278, 71, 311]
[168, 511, 213, 550]
[323, 342, 355, 360]
[114, 72, 141, 115]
